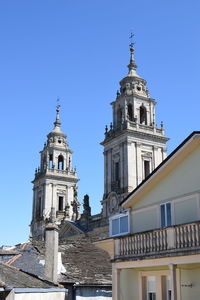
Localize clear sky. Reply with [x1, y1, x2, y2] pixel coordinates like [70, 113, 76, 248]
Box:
[1, 0, 200, 245]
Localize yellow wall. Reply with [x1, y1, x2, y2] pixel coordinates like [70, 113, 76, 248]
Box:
[133, 146, 200, 210]
[174, 197, 198, 225]
[120, 269, 139, 300]
[180, 267, 200, 300]
[129, 145, 200, 233]
[131, 207, 158, 233]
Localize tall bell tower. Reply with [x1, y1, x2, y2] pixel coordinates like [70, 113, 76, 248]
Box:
[101, 42, 169, 218]
[31, 105, 80, 240]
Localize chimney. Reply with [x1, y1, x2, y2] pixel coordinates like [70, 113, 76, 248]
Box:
[44, 208, 58, 283]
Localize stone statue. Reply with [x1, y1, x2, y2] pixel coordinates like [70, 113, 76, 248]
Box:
[83, 194, 91, 217]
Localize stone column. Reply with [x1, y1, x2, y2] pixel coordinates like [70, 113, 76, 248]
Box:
[44, 210, 58, 283]
[169, 264, 177, 300]
[112, 267, 121, 300]
[104, 150, 108, 195]
[32, 187, 36, 220]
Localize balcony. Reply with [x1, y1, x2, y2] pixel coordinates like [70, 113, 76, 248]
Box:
[34, 167, 76, 179]
[104, 120, 165, 143]
[47, 167, 76, 176]
[114, 221, 200, 261]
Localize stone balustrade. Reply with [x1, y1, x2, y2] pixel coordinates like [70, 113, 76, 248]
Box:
[47, 167, 76, 176]
[104, 120, 164, 141]
[114, 222, 200, 259]
[35, 167, 76, 179]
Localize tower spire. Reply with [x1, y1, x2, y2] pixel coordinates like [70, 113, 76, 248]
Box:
[128, 33, 137, 75]
[54, 99, 61, 128]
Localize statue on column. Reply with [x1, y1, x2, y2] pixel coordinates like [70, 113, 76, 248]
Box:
[83, 194, 91, 217]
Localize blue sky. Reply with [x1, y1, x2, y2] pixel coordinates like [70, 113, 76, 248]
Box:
[1, 0, 200, 245]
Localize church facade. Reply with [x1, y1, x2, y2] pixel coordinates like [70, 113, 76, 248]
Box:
[31, 42, 169, 240]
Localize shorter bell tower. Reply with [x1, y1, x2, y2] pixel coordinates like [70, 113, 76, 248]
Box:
[31, 105, 80, 240]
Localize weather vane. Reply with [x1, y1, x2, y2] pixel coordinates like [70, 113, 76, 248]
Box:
[129, 32, 134, 48]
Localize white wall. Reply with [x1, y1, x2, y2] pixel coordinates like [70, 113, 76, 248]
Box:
[15, 291, 66, 300]
[76, 286, 112, 300]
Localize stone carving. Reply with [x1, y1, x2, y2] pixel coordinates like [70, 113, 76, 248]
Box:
[73, 185, 78, 201]
[71, 185, 80, 221]
[71, 200, 80, 221]
[108, 192, 119, 214]
[64, 204, 70, 219]
[83, 194, 91, 217]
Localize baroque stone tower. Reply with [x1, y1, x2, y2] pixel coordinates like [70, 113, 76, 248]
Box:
[101, 43, 169, 218]
[31, 105, 80, 240]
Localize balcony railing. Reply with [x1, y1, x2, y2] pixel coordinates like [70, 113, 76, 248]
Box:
[104, 120, 164, 141]
[115, 222, 200, 259]
[34, 167, 76, 179]
[47, 167, 76, 176]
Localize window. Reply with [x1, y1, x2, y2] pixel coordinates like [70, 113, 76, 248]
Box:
[140, 105, 147, 125]
[49, 154, 53, 168]
[147, 276, 156, 300]
[117, 108, 122, 125]
[115, 162, 120, 181]
[127, 104, 133, 121]
[36, 197, 42, 220]
[144, 160, 150, 178]
[160, 202, 172, 227]
[141, 271, 171, 300]
[58, 155, 64, 170]
[166, 276, 172, 300]
[109, 213, 129, 237]
[58, 196, 64, 211]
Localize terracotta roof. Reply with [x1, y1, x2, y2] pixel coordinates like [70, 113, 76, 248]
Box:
[6, 254, 22, 265]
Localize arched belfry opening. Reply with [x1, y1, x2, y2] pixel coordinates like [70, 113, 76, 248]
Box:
[127, 103, 133, 121]
[49, 154, 53, 168]
[58, 155, 64, 170]
[140, 104, 147, 125]
[58, 196, 64, 211]
[117, 108, 122, 125]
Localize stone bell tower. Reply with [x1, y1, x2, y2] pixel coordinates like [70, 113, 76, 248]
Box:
[101, 42, 169, 218]
[31, 105, 80, 240]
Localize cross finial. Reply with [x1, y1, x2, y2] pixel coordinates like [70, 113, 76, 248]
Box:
[54, 98, 61, 128]
[127, 31, 137, 73]
[56, 97, 60, 112]
[129, 32, 134, 48]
